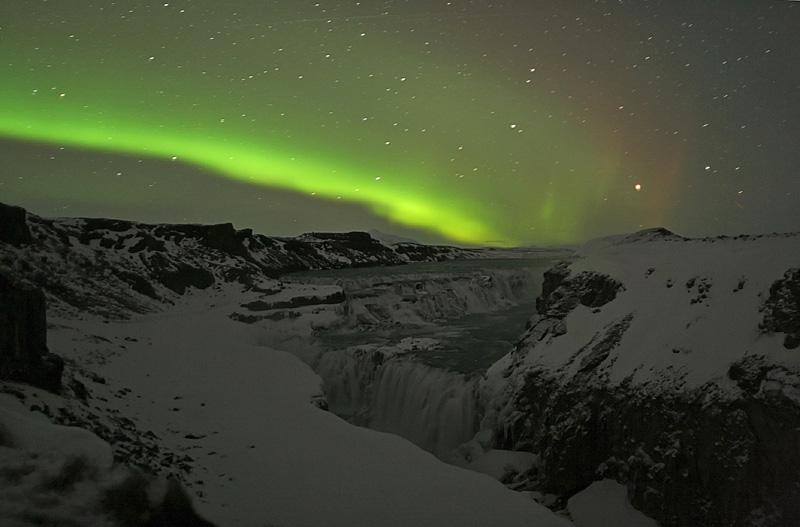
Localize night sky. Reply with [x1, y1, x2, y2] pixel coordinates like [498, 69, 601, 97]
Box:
[1, 1, 798, 246]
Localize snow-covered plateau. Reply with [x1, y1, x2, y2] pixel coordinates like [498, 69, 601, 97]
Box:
[2, 201, 799, 527]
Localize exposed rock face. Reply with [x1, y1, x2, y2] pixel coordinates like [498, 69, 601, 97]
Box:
[0, 273, 63, 392]
[761, 268, 800, 349]
[535, 262, 623, 317]
[0, 203, 32, 247]
[496, 354, 800, 526]
[201, 222, 250, 258]
[149, 254, 216, 295]
[485, 244, 800, 527]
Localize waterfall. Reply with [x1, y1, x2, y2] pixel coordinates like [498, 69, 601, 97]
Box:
[316, 347, 385, 424]
[317, 349, 479, 459]
[297, 261, 555, 459]
[370, 360, 478, 458]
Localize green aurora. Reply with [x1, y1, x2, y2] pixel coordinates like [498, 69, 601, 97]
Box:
[2, 1, 798, 245]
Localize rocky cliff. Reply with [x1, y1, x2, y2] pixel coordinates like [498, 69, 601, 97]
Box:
[0, 203, 482, 318]
[482, 228, 800, 526]
[0, 273, 63, 392]
[0, 202, 32, 247]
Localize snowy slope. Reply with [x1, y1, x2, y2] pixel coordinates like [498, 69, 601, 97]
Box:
[567, 480, 658, 527]
[495, 229, 800, 391]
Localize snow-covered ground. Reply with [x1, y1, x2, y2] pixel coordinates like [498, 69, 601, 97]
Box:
[43, 288, 570, 527]
[567, 480, 659, 527]
[488, 230, 800, 395]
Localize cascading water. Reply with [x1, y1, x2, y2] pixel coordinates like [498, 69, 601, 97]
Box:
[315, 347, 386, 423]
[369, 360, 478, 458]
[316, 347, 479, 459]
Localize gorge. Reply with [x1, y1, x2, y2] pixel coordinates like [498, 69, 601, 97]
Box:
[1, 202, 799, 526]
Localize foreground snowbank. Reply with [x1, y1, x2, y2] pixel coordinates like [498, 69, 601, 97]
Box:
[0, 394, 213, 527]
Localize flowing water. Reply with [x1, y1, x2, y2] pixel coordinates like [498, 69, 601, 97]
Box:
[316, 298, 539, 374]
[292, 256, 558, 374]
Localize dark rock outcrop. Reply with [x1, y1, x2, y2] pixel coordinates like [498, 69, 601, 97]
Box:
[200, 223, 250, 259]
[535, 262, 623, 319]
[0, 273, 63, 392]
[0, 202, 32, 246]
[149, 254, 215, 295]
[761, 268, 800, 349]
[499, 362, 800, 527]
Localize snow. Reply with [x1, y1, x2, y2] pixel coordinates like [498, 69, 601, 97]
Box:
[0, 395, 136, 527]
[47, 290, 570, 527]
[457, 448, 538, 481]
[567, 480, 659, 527]
[506, 232, 800, 394]
[0, 394, 113, 468]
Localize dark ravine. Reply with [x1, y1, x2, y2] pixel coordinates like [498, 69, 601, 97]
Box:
[488, 259, 800, 527]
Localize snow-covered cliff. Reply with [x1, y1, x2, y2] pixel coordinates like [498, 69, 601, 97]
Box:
[0, 202, 482, 319]
[482, 228, 800, 526]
